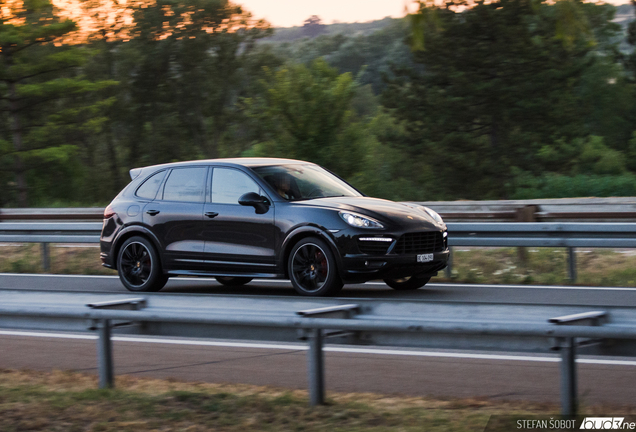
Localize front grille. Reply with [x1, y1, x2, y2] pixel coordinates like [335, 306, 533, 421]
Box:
[393, 232, 443, 254]
[357, 240, 392, 255]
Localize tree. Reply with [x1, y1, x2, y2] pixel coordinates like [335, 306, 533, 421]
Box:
[302, 15, 326, 38]
[118, 0, 271, 167]
[243, 59, 366, 178]
[0, 0, 115, 206]
[383, 0, 621, 199]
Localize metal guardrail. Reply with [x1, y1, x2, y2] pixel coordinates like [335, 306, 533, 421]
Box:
[3, 198, 636, 222]
[1, 222, 635, 280]
[1, 290, 636, 414]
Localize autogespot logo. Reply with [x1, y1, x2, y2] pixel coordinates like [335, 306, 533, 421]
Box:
[580, 418, 636, 430]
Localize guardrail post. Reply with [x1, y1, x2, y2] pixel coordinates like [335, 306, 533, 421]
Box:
[297, 305, 360, 406]
[97, 319, 114, 389]
[445, 247, 453, 278]
[307, 329, 324, 406]
[516, 206, 537, 266]
[560, 337, 577, 416]
[549, 311, 605, 417]
[567, 248, 577, 282]
[41, 243, 50, 272]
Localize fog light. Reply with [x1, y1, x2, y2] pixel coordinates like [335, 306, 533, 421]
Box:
[364, 260, 369, 266]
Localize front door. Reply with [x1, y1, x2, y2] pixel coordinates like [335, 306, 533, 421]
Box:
[202, 167, 276, 275]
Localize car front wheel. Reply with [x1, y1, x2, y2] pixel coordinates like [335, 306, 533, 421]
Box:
[117, 236, 168, 292]
[288, 237, 342, 296]
[383, 275, 431, 291]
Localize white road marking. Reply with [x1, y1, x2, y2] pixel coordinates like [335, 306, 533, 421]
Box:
[1, 330, 635, 366]
[1, 273, 636, 291]
[0, 273, 120, 279]
[426, 283, 636, 292]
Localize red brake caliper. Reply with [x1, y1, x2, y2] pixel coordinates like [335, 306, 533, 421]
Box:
[316, 251, 328, 278]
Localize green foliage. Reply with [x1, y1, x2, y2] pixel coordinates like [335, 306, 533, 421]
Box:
[0, 0, 117, 206]
[538, 135, 626, 175]
[511, 173, 636, 199]
[263, 20, 413, 93]
[383, 0, 628, 200]
[244, 59, 364, 177]
[3, 0, 636, 207]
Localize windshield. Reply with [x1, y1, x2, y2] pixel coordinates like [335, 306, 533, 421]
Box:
[252, 164, 362, 201]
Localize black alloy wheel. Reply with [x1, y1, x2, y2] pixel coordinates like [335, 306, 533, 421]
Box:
[215, 277, 253, 286]
[288, 237, 342, 296]
[117, 236, 168, 292]
[383, 275, 431, 291]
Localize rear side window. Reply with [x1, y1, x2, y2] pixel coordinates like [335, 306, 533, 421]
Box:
[162, 167, 207, 203]
[212, 168, 261, 204]
[135, 170, 166, 200]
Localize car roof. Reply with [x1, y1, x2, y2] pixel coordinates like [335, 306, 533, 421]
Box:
[139, 158, 310, 171]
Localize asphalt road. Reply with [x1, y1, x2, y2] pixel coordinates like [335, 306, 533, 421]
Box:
[1, 331, 636, 405]
[1, 273, 635, 406]
[0, 273, 635, 306]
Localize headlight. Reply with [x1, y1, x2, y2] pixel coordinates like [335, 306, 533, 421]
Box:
[423, 207, 444, 225]
[339, 211, 383, 229]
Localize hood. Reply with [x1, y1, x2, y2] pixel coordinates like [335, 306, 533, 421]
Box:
[293, 197, 444, 229]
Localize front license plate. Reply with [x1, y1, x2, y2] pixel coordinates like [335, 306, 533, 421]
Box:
[417, 253, 434, 263]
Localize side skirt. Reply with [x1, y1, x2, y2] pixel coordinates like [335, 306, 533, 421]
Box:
[166, 270, 284, 279]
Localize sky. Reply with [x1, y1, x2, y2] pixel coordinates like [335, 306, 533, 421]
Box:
[234, 0, 419, 28]
[235, 0, 630, 28]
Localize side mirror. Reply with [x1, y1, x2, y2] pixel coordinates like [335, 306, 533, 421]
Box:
[239, 192, 269, 213]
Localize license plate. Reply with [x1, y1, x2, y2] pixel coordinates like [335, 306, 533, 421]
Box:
[417, 253, 434, 263]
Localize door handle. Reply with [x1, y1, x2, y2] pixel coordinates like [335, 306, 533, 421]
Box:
[205, 211, 219, 218]
[146, 210, 160, 216]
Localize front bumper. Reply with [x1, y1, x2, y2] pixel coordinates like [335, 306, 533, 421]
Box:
[340, 249, 450, 282]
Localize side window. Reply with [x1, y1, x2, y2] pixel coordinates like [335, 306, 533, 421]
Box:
[162, 167, 207, 203]
[212, 168, 260, 204]
[136, 170, 167, 200]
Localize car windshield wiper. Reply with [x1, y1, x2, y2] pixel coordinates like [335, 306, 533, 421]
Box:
[289, 194, 347, 202]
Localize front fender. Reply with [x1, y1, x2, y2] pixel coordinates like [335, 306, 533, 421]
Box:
[279, 225, 345, 279]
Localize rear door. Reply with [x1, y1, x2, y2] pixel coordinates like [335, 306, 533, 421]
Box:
[202, 167, 276, 275]
[142, 166, 209, 271]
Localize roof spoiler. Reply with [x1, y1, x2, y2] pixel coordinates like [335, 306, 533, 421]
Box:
[129, 168, 143, 180]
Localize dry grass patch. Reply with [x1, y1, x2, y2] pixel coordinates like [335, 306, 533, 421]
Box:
[1, 369, 634, 432]
[0, 244, 112, 275]
[436, 247, 636, 287]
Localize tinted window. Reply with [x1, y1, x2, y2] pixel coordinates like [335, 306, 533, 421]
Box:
[162, 167, 207, 203]
[252, 164, 361, 201]
[212, 168, 260, 204]
[136, 170, 167, 200]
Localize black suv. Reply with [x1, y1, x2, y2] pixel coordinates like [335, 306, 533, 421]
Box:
[100, 158, 449, 296]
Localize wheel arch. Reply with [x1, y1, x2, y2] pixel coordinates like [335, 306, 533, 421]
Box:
[112, 226, 164, 271]
[280, 226, 343, 279]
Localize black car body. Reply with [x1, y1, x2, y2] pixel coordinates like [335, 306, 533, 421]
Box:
[100, 158, 449, 296]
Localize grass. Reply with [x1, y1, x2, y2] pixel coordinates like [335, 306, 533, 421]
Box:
[441, 247, 636, 287]
[0, 244, 112, 276]
[0, 369, 633, 432]
[1, 244, 636, 287]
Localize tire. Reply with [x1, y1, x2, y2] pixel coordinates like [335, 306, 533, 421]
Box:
[215, 277, 253, 286]
[383, 275, 431, 291]
[117, 236, 168, 292]
[288, 237, 343, 296]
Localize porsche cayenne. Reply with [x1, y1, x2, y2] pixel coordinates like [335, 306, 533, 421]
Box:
[100, 158, 449, 296]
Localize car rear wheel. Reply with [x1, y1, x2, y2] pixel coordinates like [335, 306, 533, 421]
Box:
[289, 237, 342, 296]
[117, 236, 168, 292]
[383, 275, 431, 290]
[215, 277, 253, 286]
